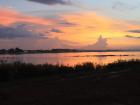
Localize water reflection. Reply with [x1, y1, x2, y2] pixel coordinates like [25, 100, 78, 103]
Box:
[0, 52, 140, 66]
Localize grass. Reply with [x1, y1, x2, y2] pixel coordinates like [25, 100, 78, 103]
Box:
[0, 59, 140, 105]
[0, 59, 140, 82]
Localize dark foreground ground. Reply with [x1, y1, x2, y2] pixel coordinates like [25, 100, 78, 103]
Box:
[0, 60, 140, 105]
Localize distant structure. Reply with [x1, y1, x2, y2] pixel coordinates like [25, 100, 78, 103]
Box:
[83, 35, 108, 50]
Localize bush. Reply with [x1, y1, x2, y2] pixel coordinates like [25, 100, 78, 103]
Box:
[0, 59, 140, 82]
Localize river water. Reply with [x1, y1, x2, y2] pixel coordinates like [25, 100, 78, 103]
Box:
[0, 51, 140, 66]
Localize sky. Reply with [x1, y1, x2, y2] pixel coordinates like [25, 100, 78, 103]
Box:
[0, 0, 140, 50]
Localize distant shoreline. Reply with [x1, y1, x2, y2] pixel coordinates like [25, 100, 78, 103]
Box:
[0, 48, 140, 55]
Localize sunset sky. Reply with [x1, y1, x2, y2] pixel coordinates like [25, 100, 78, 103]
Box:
[0, 0, 140, 50]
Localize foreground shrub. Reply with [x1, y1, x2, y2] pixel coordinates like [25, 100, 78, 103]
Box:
[0, 59, 140, 81]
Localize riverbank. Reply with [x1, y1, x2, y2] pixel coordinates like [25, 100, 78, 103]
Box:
[0, 60, 140, 105]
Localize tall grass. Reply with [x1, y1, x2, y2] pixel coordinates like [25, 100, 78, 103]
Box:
[0, 59, 140, 81]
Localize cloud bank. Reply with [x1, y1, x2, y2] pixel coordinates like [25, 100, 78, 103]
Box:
[0, 25, 45, 39]
[0, 7, 54, 26]
[125, 35, 140, 39]
[128, 29, 140, 33]
[82, 35, 108, 50]
[28, 0, 72, 5]
[0, 6, 140, 49]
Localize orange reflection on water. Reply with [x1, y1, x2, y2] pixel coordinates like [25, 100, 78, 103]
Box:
[0, 52, 140, 66]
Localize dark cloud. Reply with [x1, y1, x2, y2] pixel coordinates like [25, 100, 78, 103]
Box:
[50, 28, 63, 33]
[125, 35, 140, 39]
[128, 29, 140, 33]
[28, 0, 72, 5]
[112, 1, 138, 11]
[0, 25, 46, 39]
[112, 2, 124, 10]
[59, 21, 77, 27]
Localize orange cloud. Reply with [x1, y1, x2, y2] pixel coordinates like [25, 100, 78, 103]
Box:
[0, 7, 140, 48]
[61, 12, 139, 33]
[1, 7, 139, 39]
[56, 12, 140, 45]
[0, 7, 54, 26]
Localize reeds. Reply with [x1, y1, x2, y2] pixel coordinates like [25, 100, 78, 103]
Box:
[0, 59, 140, 81]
